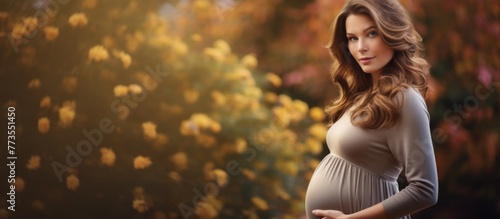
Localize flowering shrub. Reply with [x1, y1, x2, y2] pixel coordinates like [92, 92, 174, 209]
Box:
[0, 0, 325, 218]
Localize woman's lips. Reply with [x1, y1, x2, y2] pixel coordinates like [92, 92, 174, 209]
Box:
[359, 57, 373, 65]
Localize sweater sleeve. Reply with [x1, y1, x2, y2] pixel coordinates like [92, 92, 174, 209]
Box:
[381, 88, 438, 219]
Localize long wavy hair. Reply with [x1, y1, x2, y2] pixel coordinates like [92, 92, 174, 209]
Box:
[325, 0, 430, 129]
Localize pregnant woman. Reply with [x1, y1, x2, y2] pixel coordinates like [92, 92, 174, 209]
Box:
[305, 0, 438, 218]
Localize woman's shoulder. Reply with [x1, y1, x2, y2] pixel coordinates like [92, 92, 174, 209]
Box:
[391, 85, 425, 104]
[396, 86, 429, 118]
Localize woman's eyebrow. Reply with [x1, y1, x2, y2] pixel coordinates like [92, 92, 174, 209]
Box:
[346, 26, 376, 35]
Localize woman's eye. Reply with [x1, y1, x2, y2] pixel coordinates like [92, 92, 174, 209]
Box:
[347, 37, 357, 42]
[368, 31, 378, 37]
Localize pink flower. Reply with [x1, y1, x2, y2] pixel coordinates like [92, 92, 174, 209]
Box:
[477, 66, 492, 87]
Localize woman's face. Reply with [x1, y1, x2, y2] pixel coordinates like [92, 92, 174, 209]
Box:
[345, 14, 394, 78]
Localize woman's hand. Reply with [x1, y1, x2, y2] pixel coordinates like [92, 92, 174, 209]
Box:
[312, 209, 349, 219]
[313, 203, 389, 219]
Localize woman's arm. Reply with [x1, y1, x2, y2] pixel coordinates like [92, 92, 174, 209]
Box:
[381, 88, 438, 218]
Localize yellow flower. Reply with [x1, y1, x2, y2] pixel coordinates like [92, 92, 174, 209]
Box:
[210, 169, 228, 187]
[132, 199, 148, 213]
[15, 177, 25, 192]
[211, 90, 226, 105]
[191, 34, 202, 42]
[134, 156, 152, 169]
[40, 96, 51, 108]
[68, 13, 88, 27]
[172, 38, 188, 55]
[266, 73, 282, 87]
[310, 107, 326, 122]
[125, 32, 145, 52]
[38, 117, 50, 134]
[28, 79, 41, 89]
[88, 45, 109, 61]
[209, 121, 221, 133]
[66, 175, 79, 190]
[193, 0, 211, 9]
[276, 161, 299, 176]
[290, 100, 309, 122]
[100, 148, 116, 166]
[214, 39, 231, 54]
[241, 54, 258, 68]
[128, 84, 143, 95]
[272, 107, 291, 127]
[26, 155, 41, 170]
[249, 99, 261, 112]
[180, 120, 199, 136]
[11, 17, 38, 41]
[225, 67, 251, 81]
[226, 93, 249, 111]
[191, 113, 212, 129]
[277, 94, 292, 108]
[171, 152, 188, 171]
[11, 23, 25, 41]
[253, 128, 276, 146]
[203, 162, 215, 178]
[149, 35, 172, 48]
[264, 92, 277, 103]
[203, 47, 224, 63]
[306, 137, 323, 155]
[292, 100, 309, 115]
[142, 121, 157, 140]
[23, 17, 38, 30]
[113, 50, 132, 69]
[58, 101, 76, 128]
[242, 168, 256, 180]
[235, 138, 247, 153]
[244, 86, 262, 100]
[168, 171, 182, 182]
[195, 196, 221, 219]
[244, 76, 256, 86]
[274, 185, 291, 200]
[251, 197, 269, 210]
[184, 89, 200, 104]
[309, 123, 327, 142]
[43, 26, 59, 41]
[113, 85, 129, 97]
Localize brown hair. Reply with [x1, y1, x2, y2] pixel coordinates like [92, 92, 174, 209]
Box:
[325, 0, 429, 129]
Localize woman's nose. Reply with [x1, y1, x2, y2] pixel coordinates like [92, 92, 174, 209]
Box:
[357, 40, 367, 53]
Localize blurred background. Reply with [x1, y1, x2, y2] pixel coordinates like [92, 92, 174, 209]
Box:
[0, 0, 499, 218]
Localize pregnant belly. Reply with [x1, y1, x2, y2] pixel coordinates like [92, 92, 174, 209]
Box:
[304, 153, 399, 219]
